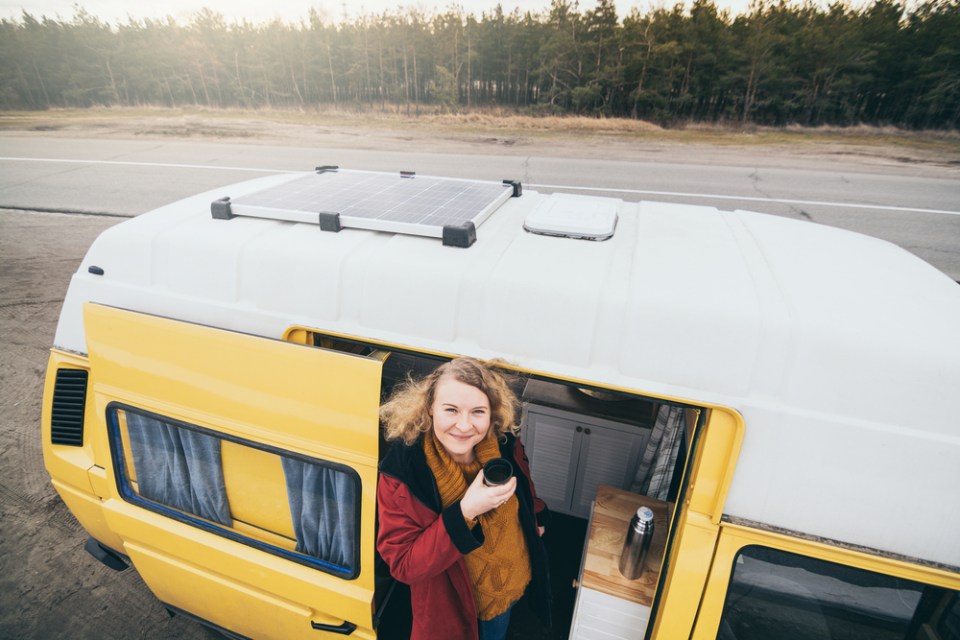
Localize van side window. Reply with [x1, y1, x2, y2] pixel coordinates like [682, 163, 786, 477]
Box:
[717, 545, 956, 640]
[940, 593, 960, 640]
[108, 406, 360, 579]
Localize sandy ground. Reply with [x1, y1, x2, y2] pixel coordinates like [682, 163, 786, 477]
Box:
[0, 209, 209, 639]
[1, 110, 957, 639]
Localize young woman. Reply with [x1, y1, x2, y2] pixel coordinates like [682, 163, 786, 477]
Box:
[377, 358, 551, 640]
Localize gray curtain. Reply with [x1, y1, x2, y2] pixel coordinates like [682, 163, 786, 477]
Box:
[126, 412, 232, 526]
[631, 405, 686, 501]
[281, 457, 356, 570]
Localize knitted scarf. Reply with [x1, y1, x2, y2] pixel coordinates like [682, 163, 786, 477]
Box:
[423, 432, 532, 620]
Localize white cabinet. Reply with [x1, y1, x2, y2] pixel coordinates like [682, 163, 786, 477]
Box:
[570, 586, 651, 640]
[521, 404, 648, 519]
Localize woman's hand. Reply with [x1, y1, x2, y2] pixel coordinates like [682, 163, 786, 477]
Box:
[460, 472, 517, 521]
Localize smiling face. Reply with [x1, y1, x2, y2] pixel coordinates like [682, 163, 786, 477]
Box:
[430, 375, 492, 464]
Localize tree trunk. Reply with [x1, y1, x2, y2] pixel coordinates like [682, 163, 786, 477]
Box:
[104, 58, 120, 104]
[291, 67, 305, 105]
[326, 42, 337, 104]
[197, 62, 212, 106]
[412, 44, 419, 116]
[742, 63, 757, 124]
[234, 51, 246, 107]
[403, 45, 410, 116]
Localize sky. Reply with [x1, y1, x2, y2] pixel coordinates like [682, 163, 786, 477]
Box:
[0, 0, 768, 25]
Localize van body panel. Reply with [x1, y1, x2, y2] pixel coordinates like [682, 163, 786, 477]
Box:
[99, 471, 379, 605]
[725, 403, 960, 569]
[101, 500, 377, 606]
[651, 510, 721, 639]
[50, 478, 125, 555]
[82, 302, 381, 638]
[124, 540, 319, 640]
[648, 407, 742, 638]
[83, 303, 381, 465]
[121, 537, 375, 640]
[220, 440, 298, 540]
[619, 202, 764, 398]
[87, 464, 110, 499]
[720, 210, 960, 568]
[684, 409, 742, 524]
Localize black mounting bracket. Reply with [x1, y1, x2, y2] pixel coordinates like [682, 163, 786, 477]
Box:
[318, 211, 343, 232]
[442, 221, 477, 248]
[502, 180, 522, 197]
[211, 196, 234, 219]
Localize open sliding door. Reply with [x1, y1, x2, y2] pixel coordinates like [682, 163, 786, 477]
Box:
[84, 303, 383, 639]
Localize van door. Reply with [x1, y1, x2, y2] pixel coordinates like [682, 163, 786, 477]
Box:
[84, 303, 382, 640]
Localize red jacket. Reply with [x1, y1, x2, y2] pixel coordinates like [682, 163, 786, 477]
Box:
[377, 433, 551, 640]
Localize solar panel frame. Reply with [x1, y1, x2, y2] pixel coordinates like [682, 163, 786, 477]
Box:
[227, 170, 515, 240]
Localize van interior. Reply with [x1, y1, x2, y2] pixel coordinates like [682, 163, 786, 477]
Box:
[303, 334, 700, 640]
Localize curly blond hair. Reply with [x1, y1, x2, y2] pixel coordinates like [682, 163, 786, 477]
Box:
[380, 357, 520, 446]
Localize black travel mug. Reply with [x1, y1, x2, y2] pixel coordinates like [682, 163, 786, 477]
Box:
[482, 458, 513, 486]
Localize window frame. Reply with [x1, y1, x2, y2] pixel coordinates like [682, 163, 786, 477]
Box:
[692, 523, 960, 640]
[106, 401, 363, 580]
[719, 544, 929, 639]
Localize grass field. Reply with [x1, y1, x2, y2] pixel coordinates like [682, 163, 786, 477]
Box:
[2, 105, 957, 144]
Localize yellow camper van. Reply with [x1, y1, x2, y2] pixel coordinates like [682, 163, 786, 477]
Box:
[43, 168, 960, 639]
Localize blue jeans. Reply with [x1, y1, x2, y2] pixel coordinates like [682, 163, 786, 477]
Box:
[478, 603, 514, 640]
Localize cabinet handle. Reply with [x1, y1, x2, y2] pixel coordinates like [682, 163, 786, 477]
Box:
[584, 428, 591, 435]
[576, 426, 583, 432]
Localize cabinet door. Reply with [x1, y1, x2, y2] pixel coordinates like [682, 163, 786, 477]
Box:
[523, 409, 580, 515]
[571, 424, 645, 518]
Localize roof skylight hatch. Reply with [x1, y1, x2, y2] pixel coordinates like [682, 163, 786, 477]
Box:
[211, 166, 522, 247]
[523, 193, 619, 241]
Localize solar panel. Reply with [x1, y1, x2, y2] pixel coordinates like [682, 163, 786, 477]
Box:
[216, 169, 519, 247]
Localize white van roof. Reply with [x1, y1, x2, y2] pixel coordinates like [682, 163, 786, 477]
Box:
[56, 171, 960, 571]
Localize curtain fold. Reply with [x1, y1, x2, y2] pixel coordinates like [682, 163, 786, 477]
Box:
[281, 457, 356, 570]
[126, 412, 232, 526]
[631, 405, 686, 501]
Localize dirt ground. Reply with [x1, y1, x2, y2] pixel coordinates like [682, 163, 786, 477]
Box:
[0, 209, 211, 639]
[3, 107, 959, 176]
[1, 110, 957, 639]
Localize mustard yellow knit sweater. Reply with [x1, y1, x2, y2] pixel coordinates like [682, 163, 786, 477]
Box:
[424, 433, 531, 620]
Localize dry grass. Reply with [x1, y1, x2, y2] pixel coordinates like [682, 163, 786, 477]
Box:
[2, 105, 958, 163]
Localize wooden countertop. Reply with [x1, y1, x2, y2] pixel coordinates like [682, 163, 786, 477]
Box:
[580, 485, 672, 607]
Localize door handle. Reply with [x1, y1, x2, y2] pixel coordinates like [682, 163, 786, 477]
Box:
[311, 620, 357, 635]
[576, 426, 583, 432]
[584, 428, 591, 435]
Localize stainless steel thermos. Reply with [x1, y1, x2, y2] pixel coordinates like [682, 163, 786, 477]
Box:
[618, 506, 655, 580]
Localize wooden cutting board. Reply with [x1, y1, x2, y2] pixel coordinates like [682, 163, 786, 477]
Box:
[580, 485, 672, 606]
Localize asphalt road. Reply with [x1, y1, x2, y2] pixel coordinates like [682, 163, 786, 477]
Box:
[1, 135, 959, 280]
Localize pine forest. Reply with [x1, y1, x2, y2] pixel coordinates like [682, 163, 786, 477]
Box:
[1, 0, 957, 128]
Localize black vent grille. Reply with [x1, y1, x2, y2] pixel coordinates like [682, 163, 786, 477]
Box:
[51, 369, 88, 446]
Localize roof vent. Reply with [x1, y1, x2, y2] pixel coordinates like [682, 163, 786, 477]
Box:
[523, 193, 619, 240]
